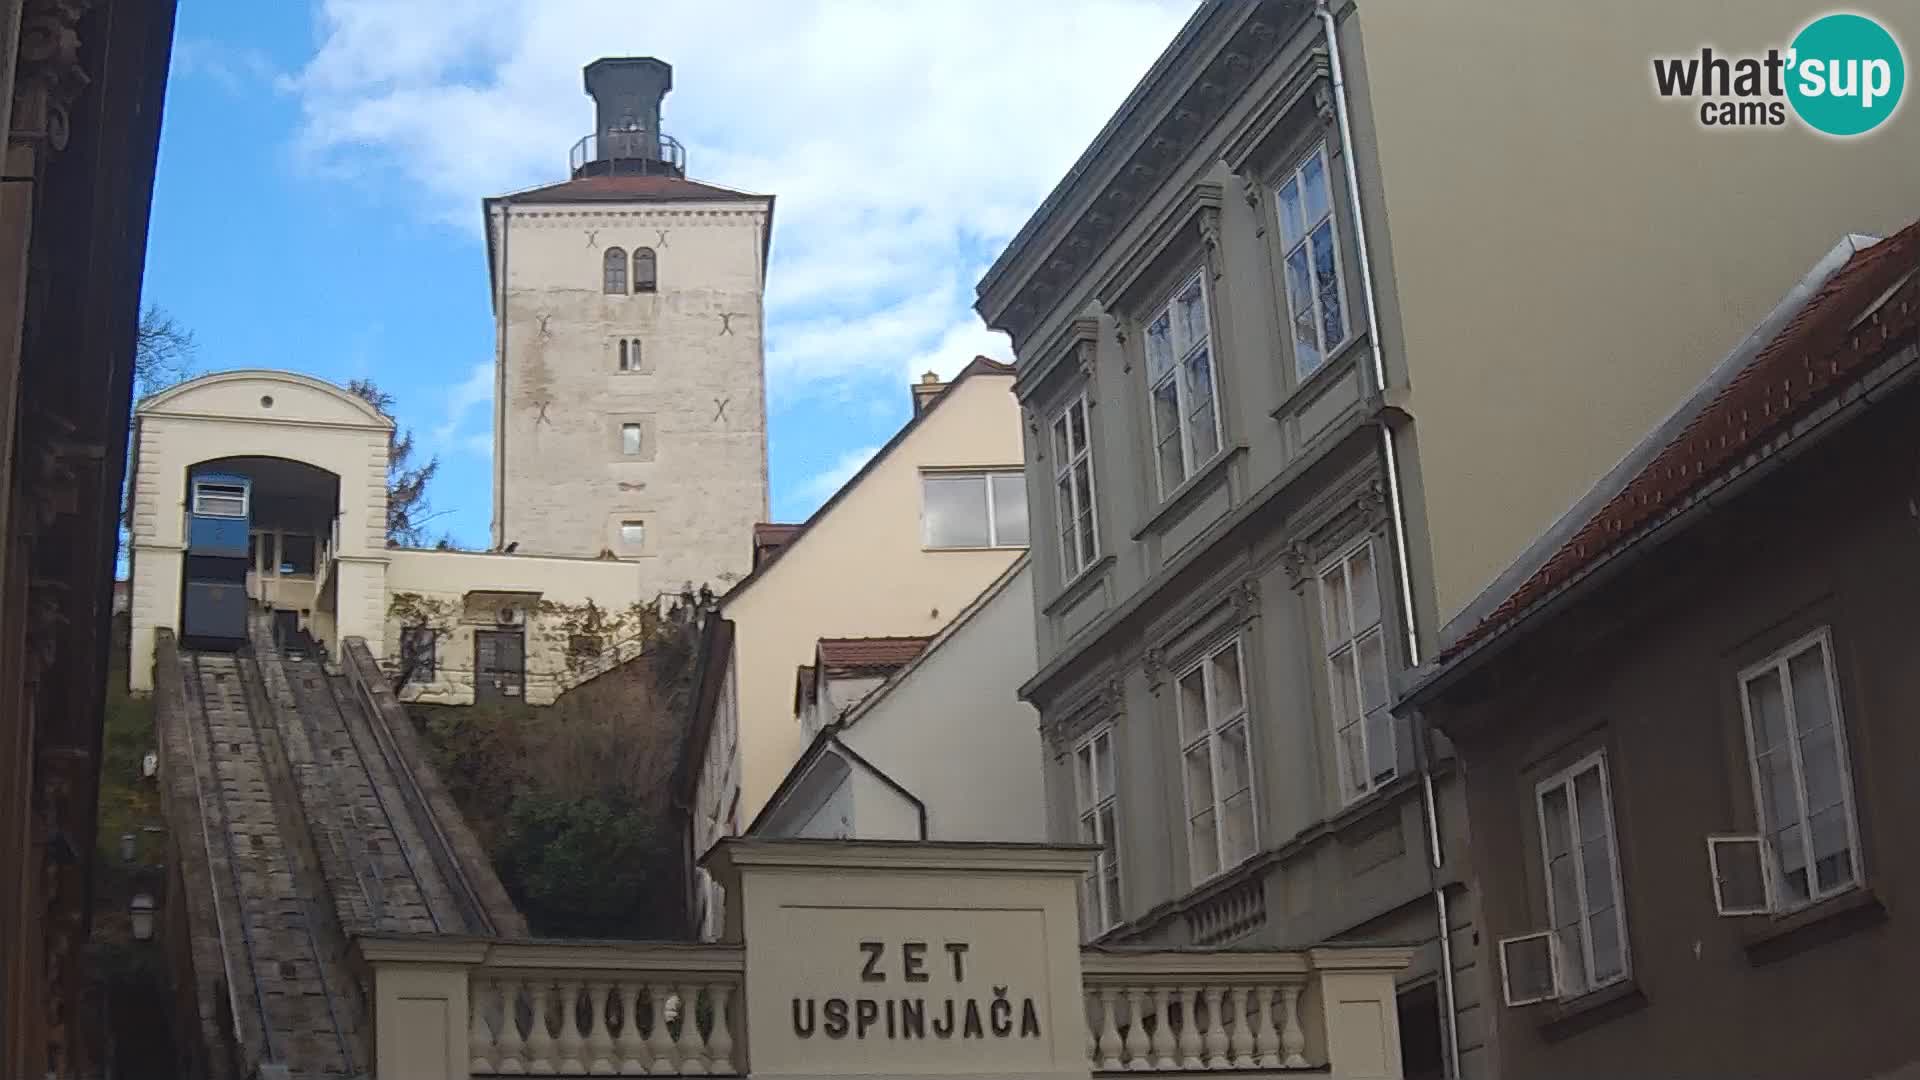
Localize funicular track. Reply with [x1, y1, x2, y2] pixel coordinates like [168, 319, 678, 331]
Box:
[182, 650, 361, 1076]
[162, 619, 518, 1077]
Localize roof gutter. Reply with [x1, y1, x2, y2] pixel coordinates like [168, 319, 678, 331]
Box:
[1401, 338, 1920, 714]
[1313, 4, 1457, 1077]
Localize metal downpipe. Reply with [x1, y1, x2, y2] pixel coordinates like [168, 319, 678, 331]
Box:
[1315, 1, 1461, 1075]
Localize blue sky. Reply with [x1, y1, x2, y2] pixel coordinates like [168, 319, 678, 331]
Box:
[144, 0, 1195, 547]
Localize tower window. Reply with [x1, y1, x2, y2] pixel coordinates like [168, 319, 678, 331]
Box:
[620, 520, 645, 548]
[603, 246, 628, 294]
[618, 338, 642, 372]
[621, 423, 643, 456]
[634, 247, 657, 293]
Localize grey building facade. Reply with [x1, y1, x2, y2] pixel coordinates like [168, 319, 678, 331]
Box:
[975, 1, 1920, 1076]
[975, 4, 1480, 1078]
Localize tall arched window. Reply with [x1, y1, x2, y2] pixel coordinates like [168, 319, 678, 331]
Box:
[633, 247, 657, 293]
[603, 247, 628, 294]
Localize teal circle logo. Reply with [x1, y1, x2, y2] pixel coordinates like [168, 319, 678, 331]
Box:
[1787, 13, 1905, 136]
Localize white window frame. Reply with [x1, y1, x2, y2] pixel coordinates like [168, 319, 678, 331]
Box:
[1497, 930, 1559, 1007]
[1736, 627, 1864, 913]
[921, 470, 1028, 550]
[1073, 726, 1122, 935]
[192, 480, 249, 519]
[1533, 750, 1630, 998]
[1318, 537, 1395, 804]
[1706, 834, 1776, 916]
[1143, 268, 1223, 497]
[1051, 393, 1100, 581]
[1174, 637, 1258, 885]
[1274, 142, 1351, 381]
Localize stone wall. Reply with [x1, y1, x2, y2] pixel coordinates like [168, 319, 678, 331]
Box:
[493, 199, 771, 595]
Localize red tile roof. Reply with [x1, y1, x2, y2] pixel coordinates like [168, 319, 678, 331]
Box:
[815, 636, 934, 677]
[1441, 221, 1920, 663]
[499, 173, 765, 205]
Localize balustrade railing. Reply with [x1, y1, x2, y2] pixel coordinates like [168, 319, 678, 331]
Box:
[359, 936, 1410, 1080]
[1080, 950, 1312, 1073]
[465, 943, 743, 1076]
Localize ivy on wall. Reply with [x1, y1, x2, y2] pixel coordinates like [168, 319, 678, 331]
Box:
[407, 598, 709, 939]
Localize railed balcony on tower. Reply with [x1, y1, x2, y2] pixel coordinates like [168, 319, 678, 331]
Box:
[569, 56, 688, 179]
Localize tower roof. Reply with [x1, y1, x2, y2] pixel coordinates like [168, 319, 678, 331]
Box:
[494, 173, 767, 205]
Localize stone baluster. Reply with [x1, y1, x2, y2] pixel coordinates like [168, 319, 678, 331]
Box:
[1253, 987, 1280, 1069]
[647, 984, 677, 1074]
[555, 979, 585, 1072]
[1202, 986, 1228, 1069]
[525, 979, 556, 1074]
[496, 977, 528, 1074]
[469, 979, 496, 1073]
[1228, 988, 1255, 1068]
[708, 984, 736, 1074]
[1096, 988, 1124, 1070]
[677, 983, 710, 1074]
[1150, 987, 1177, 1070]
[614, 981, 648, 1074]
[1279, 985, 1308, 1068]
[1123, 987, 1150, 1070]
[1177, 987, 1203, 1070]
[585, 981, 615, 1074]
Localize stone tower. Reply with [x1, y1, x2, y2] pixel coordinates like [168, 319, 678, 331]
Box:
[484, 57, 771, 594]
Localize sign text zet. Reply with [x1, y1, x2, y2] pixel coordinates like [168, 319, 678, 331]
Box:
[791, 940, 1043, 1042]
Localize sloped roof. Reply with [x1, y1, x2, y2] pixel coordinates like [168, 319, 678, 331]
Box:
[752, 522, 803, 569]
[1434, 220, 1920, 668]
[495, 173, 767, 205]
[816, 636, 934, 677]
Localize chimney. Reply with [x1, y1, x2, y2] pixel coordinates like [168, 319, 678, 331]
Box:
[578, 57, 680, 176]
[911, 371, 946, 416]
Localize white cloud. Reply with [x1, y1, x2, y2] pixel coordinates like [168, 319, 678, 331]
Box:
[429, 360, 495, 458]
[796, 443, 883, 513]
[286, 0, 1198, 398]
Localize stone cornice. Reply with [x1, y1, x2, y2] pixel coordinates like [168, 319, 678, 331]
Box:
[1015, 315, 1104, 404]
[704, 837, 1098, 878]
[976, 0, 1300, 350]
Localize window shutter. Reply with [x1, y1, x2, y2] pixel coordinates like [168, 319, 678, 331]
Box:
[1498, 930, 1558, 1006]
[1707, 835, 1774, 916]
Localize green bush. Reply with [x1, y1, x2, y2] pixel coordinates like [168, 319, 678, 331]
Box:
[497, 793, 674, 938]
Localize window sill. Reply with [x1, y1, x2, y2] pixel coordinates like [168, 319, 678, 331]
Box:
[922, 544, 1030, 554]
[1537, 979, 1646, 1043]
[1269, 333, 1368, 421]
[1044, 554, 1116, 617]
[1131, 444, 1246, 542]
[1743, 886, 1886, 966]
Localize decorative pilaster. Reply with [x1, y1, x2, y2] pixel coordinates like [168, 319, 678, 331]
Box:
[1140, 647, 1167, 690]
[11, 0, 92, 151]
[1198, 204, 1223, 281]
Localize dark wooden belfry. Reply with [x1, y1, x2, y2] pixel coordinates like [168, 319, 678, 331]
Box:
[572, 57, 686, 179]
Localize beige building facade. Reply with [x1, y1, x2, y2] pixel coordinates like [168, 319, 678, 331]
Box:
[486, 57, 771, 598]
[1338, 0, 1920, 633]
[127, 370, 393, 692]
[752, 557, 1048, 847]
[712, 360, 1026, 828]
